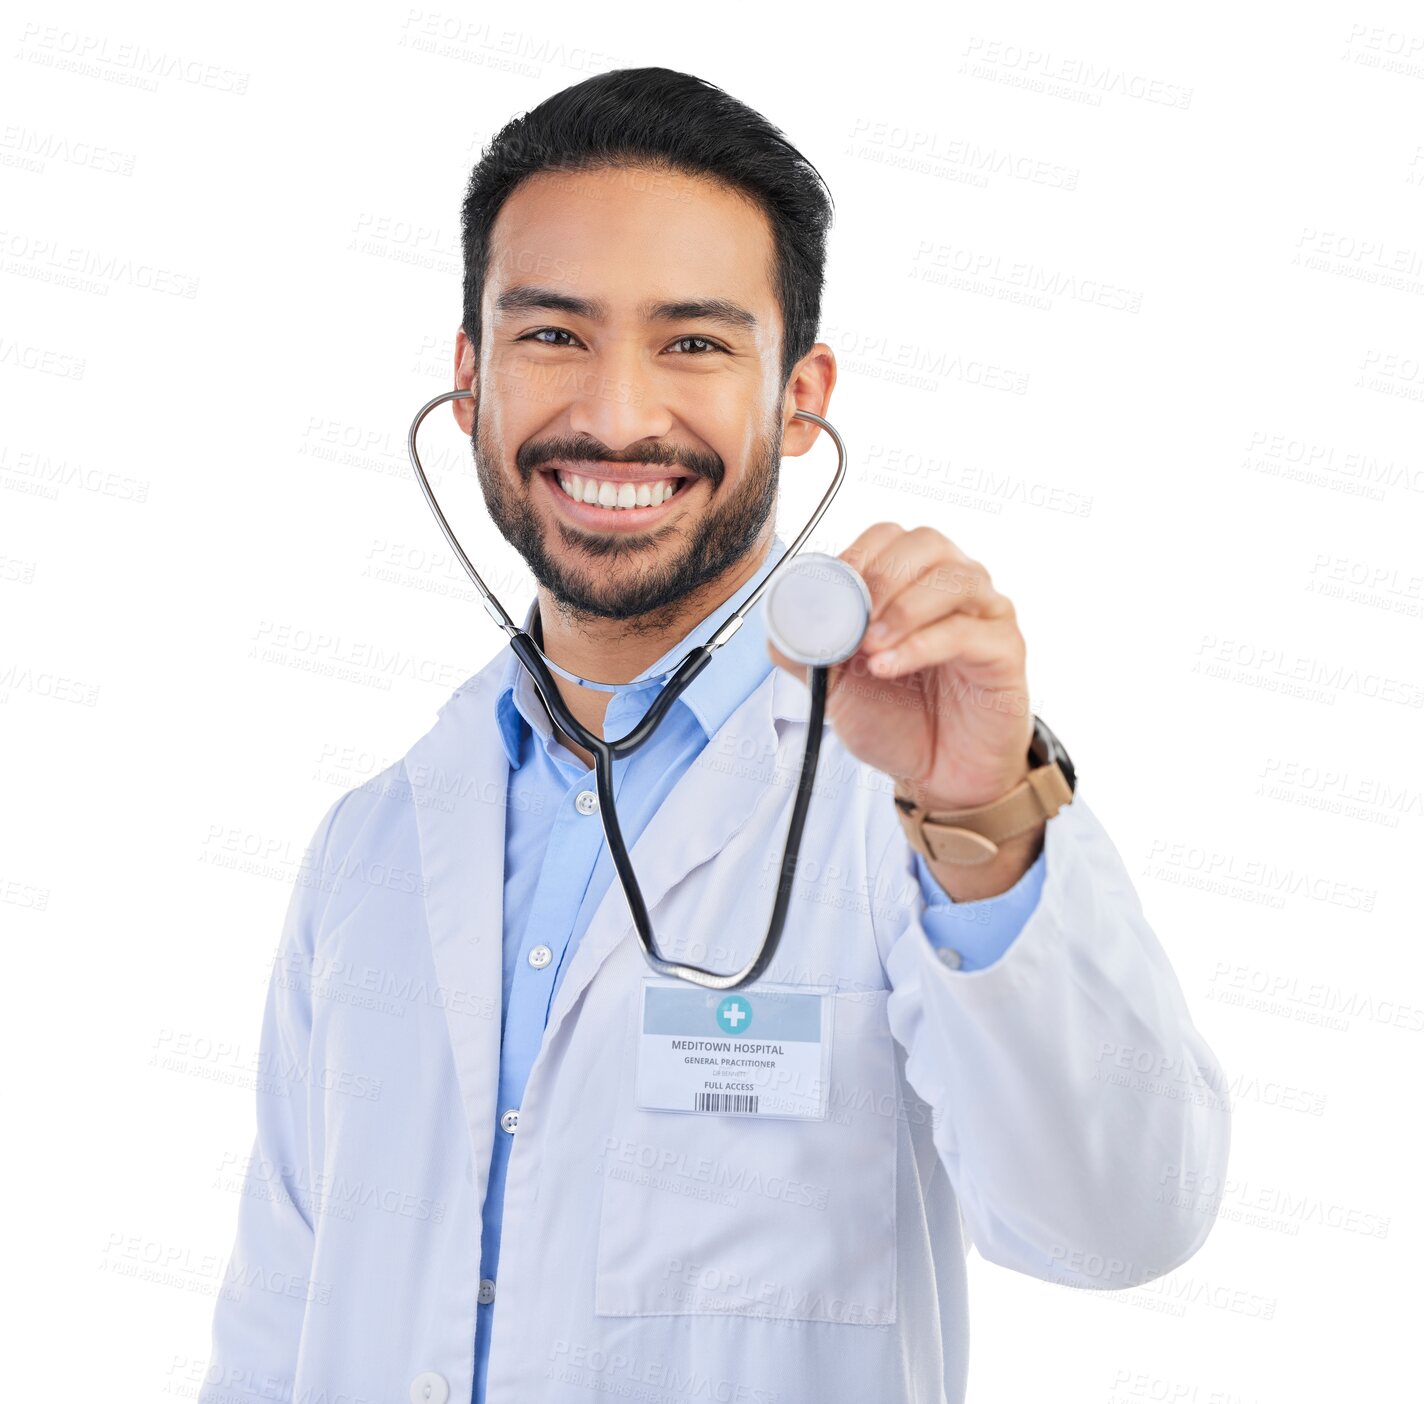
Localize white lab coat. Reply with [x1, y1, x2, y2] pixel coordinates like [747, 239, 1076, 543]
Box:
[200, 649, 1230, 1404]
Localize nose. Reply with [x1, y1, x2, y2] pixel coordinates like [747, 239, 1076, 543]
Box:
[565, 336, 675, 453]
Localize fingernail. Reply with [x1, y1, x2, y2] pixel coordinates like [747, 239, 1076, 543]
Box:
[872, 649, 896, 672]
[867, 621, 889, 641]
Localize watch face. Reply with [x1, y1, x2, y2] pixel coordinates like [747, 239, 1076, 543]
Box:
[1031, 714, 1076, 793]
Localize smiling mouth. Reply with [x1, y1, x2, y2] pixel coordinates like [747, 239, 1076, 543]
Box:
[544, 467, 693, 511]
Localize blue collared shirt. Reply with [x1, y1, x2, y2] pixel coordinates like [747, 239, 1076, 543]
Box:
[471, 532, 1046, 1399]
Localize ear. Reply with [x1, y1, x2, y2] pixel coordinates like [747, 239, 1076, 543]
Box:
[780, 341, 837, 457]
[452, 326, 477, 435]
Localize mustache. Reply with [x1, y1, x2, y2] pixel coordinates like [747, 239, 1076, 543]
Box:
[515, 437, 724, 487]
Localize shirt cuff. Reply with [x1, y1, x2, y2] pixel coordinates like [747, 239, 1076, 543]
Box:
[911, 845, 1048, 972]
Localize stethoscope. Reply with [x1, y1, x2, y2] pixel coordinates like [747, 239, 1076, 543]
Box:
[407, 389, 871, 989]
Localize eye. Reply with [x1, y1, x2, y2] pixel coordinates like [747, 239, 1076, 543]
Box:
[667, 335, 728, 355]
[520, 327, 580, 347]
[516, 328, 730, 355]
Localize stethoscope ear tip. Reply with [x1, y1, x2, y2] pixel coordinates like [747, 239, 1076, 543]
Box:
[763, 553, 871, 668]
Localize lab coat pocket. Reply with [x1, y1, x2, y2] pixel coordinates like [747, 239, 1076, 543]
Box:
[594, 987, 898, 1325]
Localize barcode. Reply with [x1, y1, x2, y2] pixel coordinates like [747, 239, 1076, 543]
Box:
[695, 1092, 759, 1114]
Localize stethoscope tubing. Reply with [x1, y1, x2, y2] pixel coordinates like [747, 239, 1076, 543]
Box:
[407, 391, 845, 988]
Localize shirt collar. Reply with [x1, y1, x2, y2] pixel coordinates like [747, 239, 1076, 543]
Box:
[494, 533, 791, 769]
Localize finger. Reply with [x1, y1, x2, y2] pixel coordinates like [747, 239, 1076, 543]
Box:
[866, 609, 1024, 680]
[850, 526, 980, 628]
[765, 635, 810, 688]
[838, 522, 906, 582]
[864, 570, 1014, 655]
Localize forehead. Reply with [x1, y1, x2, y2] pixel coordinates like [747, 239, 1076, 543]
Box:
[486, 164, 778, 317]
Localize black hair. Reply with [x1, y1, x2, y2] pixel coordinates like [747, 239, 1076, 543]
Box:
[460, 66, 834, 389]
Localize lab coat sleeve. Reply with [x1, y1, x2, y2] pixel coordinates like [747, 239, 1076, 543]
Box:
[198, 793, 350, 1403]
[873, 786, 1231, 1290]
[913, 846, 1047, 970]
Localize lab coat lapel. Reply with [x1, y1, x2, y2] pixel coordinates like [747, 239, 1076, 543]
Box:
[404, 656, 511, 1216]
[543, 662, 811, 1039]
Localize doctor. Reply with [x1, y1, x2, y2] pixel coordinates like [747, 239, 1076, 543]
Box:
[201, 67, 1230, 1404]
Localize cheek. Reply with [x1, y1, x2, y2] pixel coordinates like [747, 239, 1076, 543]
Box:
[475, 401, 524, 474]
[486, 348, 571, 418]
[475, 428, 523, 500]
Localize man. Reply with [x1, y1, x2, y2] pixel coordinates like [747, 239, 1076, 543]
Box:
[201, 68, 1229, 1404]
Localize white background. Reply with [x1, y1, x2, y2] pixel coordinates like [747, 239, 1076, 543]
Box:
[5, 1, 1421, 1399]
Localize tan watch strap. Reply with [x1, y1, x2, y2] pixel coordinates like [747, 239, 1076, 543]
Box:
[893, 763, 1073, 866]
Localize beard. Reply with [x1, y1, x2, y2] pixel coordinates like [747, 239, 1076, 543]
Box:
[470, 390, 781, 628]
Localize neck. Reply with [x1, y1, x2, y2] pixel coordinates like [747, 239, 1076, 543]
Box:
[534, 529, 775, 762]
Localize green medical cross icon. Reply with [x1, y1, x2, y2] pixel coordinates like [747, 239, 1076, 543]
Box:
[716, 996, 752, 1035]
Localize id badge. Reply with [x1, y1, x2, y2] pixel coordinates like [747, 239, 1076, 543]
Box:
[634, 977, 834, 1121]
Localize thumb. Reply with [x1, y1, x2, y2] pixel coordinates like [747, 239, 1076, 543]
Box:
[765, 636, 811, 688]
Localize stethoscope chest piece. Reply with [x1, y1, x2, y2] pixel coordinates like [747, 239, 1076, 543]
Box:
[764, 552, 872, 668]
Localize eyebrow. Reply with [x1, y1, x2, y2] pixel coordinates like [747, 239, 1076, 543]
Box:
[493, 284, 759, 333]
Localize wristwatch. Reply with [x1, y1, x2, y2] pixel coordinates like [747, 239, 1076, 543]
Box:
[893, 714, 1077, 866]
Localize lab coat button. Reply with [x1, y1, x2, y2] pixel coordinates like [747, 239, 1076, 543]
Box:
[409, 1372, 449, 1404]
[575, 789, 598, 815]
[500, 1108, 520, 1133]
[478, 1277, 496, 1304]
[528, 944, 553, 969]
[937, 946, 963, 970]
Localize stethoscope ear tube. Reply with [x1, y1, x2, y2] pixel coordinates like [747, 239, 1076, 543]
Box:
[406, 391, 850, 676]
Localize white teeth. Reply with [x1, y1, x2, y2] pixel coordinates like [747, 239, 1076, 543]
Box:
[555, 472, 683, 510]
